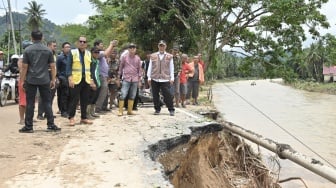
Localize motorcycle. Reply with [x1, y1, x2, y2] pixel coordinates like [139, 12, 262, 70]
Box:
[0, 70, 19, 106]
[116, 88, 165, 108]
[137, 88, 165, 107]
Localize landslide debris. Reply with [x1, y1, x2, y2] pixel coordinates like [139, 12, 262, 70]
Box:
[149, 123, 281, 188]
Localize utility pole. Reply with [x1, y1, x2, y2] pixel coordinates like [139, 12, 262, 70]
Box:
[7, 0, 17, 54]
[18, 21, 22, 54]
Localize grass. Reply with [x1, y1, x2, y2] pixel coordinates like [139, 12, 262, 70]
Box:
[209, 77, 336, 96]
[286, 80, 336, 95]
[195, 79, 336, 116]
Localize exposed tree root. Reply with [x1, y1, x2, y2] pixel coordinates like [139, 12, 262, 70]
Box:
[151, 124, 282, 188]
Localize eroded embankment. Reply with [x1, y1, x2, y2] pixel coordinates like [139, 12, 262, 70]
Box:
[148, 123, 281, 188]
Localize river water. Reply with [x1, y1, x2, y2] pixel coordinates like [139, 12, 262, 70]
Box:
[212, 79, 336, 188]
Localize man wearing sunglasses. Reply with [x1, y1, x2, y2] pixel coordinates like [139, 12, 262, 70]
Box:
[66, 36, 96, 126]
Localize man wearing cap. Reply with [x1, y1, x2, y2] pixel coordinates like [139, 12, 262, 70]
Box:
[87, 46, 101, 119]
[147, 40, 175, 116]
[118, 43, 142, 116]
[0, 50, 6, 70]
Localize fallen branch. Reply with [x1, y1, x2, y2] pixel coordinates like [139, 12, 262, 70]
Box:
[278, 177, 309, 188]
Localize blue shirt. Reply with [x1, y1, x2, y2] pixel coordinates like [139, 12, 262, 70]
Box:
[56, 52, 68, 78]
[99, 51, 109, 77]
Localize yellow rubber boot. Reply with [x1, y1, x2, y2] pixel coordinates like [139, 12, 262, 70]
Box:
[127, 100, 135, 115]
[118, 100, 124, 116]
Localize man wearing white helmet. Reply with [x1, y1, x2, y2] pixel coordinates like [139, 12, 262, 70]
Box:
[2, 55, 19, 105]
[3, 54, 20, 74]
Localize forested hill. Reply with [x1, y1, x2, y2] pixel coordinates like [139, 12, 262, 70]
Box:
[0, 12, 61, 41]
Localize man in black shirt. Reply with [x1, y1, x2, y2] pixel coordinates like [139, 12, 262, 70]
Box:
[19, 30, 61, 133]
[141, 51, 151, 89]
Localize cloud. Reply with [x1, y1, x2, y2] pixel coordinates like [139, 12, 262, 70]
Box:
[321, 1, 336, 34]
[302, 1, 336, 47]
[71, 14, 91, 25]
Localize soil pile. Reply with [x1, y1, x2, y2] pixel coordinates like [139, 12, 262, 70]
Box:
[152, 123, 281, 188]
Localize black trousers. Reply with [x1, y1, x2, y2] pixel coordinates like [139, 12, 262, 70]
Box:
[25, 82, 55, 127]
[187, 80, 200, 99]
[89, 87, 100, 105]
[68, 78, 90, 119]
[57, 83, 69, 114]
[151, 80, 174, 112]
[38, 87, 56, 116]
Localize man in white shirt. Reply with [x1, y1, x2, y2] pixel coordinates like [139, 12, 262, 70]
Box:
[147, 40, 175, 116]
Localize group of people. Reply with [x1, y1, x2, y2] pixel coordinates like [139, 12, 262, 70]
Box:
[8, 30, 205, 133]
[169, 46, 205, 108]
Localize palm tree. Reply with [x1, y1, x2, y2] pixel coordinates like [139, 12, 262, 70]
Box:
[24, 1, 46, 31]
[306, 42, 325, 82]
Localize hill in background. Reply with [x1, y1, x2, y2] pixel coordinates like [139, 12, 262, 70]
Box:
[0, 12, 62, 43]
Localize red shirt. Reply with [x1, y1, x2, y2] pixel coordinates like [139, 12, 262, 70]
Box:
[199, 60, 205, 71]
[180, 62, 192, 84]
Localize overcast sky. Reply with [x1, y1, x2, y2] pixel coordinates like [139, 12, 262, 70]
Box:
[303, 0, 336, 46]
[6, 0, 96, 25]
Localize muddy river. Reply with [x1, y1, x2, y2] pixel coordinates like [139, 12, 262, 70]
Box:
[213, 79, 336, 188]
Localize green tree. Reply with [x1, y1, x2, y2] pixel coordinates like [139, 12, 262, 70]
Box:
[197, 0, 329, 77]
[88, 0, 128, 48]
[305, 41, 325, 82]
[323, 33, 336, 66]
[60, 24, 91, 45]
[109, 0, 329, 79]
[293, 34, 336, 82]
[83, 0, 331, 81]
[24, 0, 46, 31]
[115, 0, 199, 51]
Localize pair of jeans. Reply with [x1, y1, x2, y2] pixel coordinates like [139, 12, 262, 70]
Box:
[25, 82, 55, 127]
[119, 80, 138, 100]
